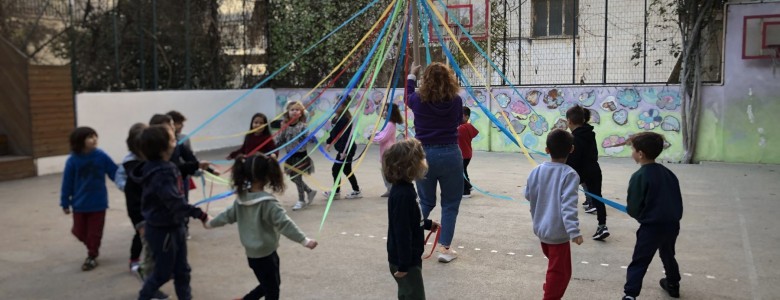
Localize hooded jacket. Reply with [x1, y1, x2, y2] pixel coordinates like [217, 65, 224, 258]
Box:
[60, 149, 118, 212]
[458, 122, 479, 159]
[327, 116, 354, 153]
[130, 160, 205, 228]
[406, 76, 463, 145]
[207, 191, 308, 258]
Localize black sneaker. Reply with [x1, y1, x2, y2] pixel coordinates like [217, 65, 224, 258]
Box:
[585, 205, 597, 214]
[593, 226, 610, 241]
[81, 256, 98, 271]
[660, 278, 680, 298]
[151, 290, 170, 300]
[622, 296, 636, 300]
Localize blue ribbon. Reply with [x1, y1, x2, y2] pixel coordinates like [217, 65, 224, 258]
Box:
[279, 2, 400, 165]
[582, 189, 628, 213]
[317, 144, 365, 164]
[379, 3, 411, 133]
[193, 190, 235, 207]
[179, 0, 381, 146]
[465, 174, 515, 201]
[418, 1, 433, 65]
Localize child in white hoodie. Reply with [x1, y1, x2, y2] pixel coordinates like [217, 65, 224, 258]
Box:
[205, 154, 318, 300]
[524, 129, 584, 300]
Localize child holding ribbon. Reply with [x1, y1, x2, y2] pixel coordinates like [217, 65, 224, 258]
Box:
[228, 113, 277, 159]
[205, 154, 318, 300]
[373, 102, 404, 197]
[384, 139, 439, 299]
[273, 101, 317, 210]
[324, 98, 362, 200]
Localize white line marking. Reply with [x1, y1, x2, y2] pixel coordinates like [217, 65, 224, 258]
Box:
[738, 211, 761, 300]
[621, 266, 628, 269]
[706, 275, 716, 279]
[474, 248, 481, 251]
[457, 246, 464, 249]
[491, 250, 498, 253]
[683, 273, 692, 277]
[581, 261, 589, 264]
[426, 242, 432, 245]
[382, 237, 387, 240]
[601, 264, 609, 267]
[507, 252, 516, 255]
[340, 232, 347, 235]
[368, 235, 375, 238]
[354, 234, 360, 237]
[526, 255, 533, 257]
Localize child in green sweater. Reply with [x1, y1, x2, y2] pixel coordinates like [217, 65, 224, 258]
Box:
[205, 154, 318, 300]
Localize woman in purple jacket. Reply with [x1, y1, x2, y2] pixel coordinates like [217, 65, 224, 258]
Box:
[406, 62, 464, 263]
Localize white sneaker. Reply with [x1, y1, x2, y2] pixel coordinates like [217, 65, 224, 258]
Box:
[292, 201, 307, 211]
[437, 246, 458, 263]
[323, 191, 341, 200]
[306, 190, 317, 204]
[462, 193, 472, 199]
[345, 190, 362, 199]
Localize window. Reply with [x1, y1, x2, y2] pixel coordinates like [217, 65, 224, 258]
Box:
[532, 0, 579, 37]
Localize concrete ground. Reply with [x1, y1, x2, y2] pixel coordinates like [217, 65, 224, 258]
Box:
[0, 147, 778, 300]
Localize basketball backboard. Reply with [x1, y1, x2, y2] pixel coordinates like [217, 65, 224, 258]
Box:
[426, 0, 489, 42]
[742, 14, 780, 59]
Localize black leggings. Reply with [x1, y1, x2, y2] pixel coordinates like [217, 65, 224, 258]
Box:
[585, 174, 606, 225]
[129, 215, 143, 261]
[331, 147, 359, 193]
[245, 252, 281, 300]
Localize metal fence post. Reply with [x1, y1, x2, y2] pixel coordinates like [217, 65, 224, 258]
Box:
[643, 0, 648, 83]
[112, 0, 120, 88]
[185, 0, 191, 89]
[138, 0, 145, 90]
[602, 0, 607, 84]
[572, 0, 576, 84]
[152, 0, 158, 90]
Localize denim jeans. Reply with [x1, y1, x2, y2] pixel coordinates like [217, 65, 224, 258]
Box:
[416, 144, 463, 247]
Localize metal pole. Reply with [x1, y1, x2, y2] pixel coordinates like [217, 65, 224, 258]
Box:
[151, 0, 158, 90]
[112, 0, 121, 88]
[643, 0, 648, 83]
[412, 0, 424, 68]
[518, 0, 522, 85]
[67, 0, 78, 94]
[602, 0, 608, 84]
[486, 1, 492, 152]
[502, 0, 507, 86]
[138, 0, 145, 90]
[572, 0, 576, 84]
[185, 0, 191, 89]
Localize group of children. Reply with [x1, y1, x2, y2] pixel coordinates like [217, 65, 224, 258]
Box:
[59, 93, 682, 299]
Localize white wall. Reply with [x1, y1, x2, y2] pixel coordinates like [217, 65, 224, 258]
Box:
[37, 89, 275, 175]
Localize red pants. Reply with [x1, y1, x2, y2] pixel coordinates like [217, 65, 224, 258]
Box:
[540, 242, 572, 300]
[71, 211, 106, 258]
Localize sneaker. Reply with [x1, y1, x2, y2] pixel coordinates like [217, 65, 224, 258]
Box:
[81, 257, 98, 271]
[380, 191, 390, 197]
[437, 247, 458, 263]
[585, 205, 597, 214]
[593, 225, 610, 241]
[306, 190, 317, 204]
[660, 278, 680, 298]
[345, 190, 362, 199]
[622, 296, 636, 300]
[323, 191, 341, 200]
[151, 290, 170, 300]
[130, 261, 143, 282]
[462, 193, 472, 199]
[292, 201, 307, 211]
[129, 259, 140, 271]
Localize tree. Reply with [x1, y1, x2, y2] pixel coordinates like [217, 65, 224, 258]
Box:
[0, 0, 70, 64]
[51, 0, 231, 91]
[635, 0, 722, 163]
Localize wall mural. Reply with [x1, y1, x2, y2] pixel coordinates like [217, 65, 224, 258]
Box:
[275, 85, 684, 161]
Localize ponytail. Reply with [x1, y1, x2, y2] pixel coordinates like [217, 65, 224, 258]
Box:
[231, 154, 285, 194]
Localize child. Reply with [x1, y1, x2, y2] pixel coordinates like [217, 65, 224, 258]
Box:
[622, 132, 683, 300]
[167, 110, 192, 151]
[565, 106, 609, 240]
[524, 128, 584, 300]
[118, 123, 148, 272]
[457, 106, 479, 198]
[273, 101, 317, 210]
[205, 154, 318, 300]
[131, 125, 209, 300]
[60, 127, 118, 271]
[373, 103, 403, 197]
[324, 98, 362, 200]
[384, 139, 440, 300]
[228, 113, 277, 159]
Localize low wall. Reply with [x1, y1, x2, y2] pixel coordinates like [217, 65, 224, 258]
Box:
[38, 89, 275, 175]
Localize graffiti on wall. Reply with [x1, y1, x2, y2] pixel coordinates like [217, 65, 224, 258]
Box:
[274, 85, 684, 161]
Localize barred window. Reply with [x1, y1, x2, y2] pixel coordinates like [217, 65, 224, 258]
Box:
[532, 0, 579, 37]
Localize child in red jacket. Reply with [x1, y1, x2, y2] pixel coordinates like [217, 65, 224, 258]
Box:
[458, 106, 479, 198]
